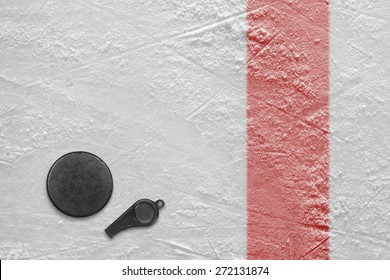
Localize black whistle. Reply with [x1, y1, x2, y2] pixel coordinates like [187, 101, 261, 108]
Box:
[105, 199, 164, 238]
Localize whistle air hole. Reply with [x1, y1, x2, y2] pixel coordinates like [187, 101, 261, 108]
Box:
[135, 203, 155, 223]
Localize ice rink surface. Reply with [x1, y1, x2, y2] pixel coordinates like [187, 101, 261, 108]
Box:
[0, 0, 247, 259]
[2, 0, 390, 259]
[330, 0, 390, 259]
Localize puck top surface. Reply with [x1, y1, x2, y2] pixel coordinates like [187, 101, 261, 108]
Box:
[47, 152, 113, 217]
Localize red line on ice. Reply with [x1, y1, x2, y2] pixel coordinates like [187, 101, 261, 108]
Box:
[247, 0, 330, 259]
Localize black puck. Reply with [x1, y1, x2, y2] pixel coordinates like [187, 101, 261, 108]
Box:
[47, 151, 113, 217]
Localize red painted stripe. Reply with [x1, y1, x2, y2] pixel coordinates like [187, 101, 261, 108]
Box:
[247, 0, 329, 259]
